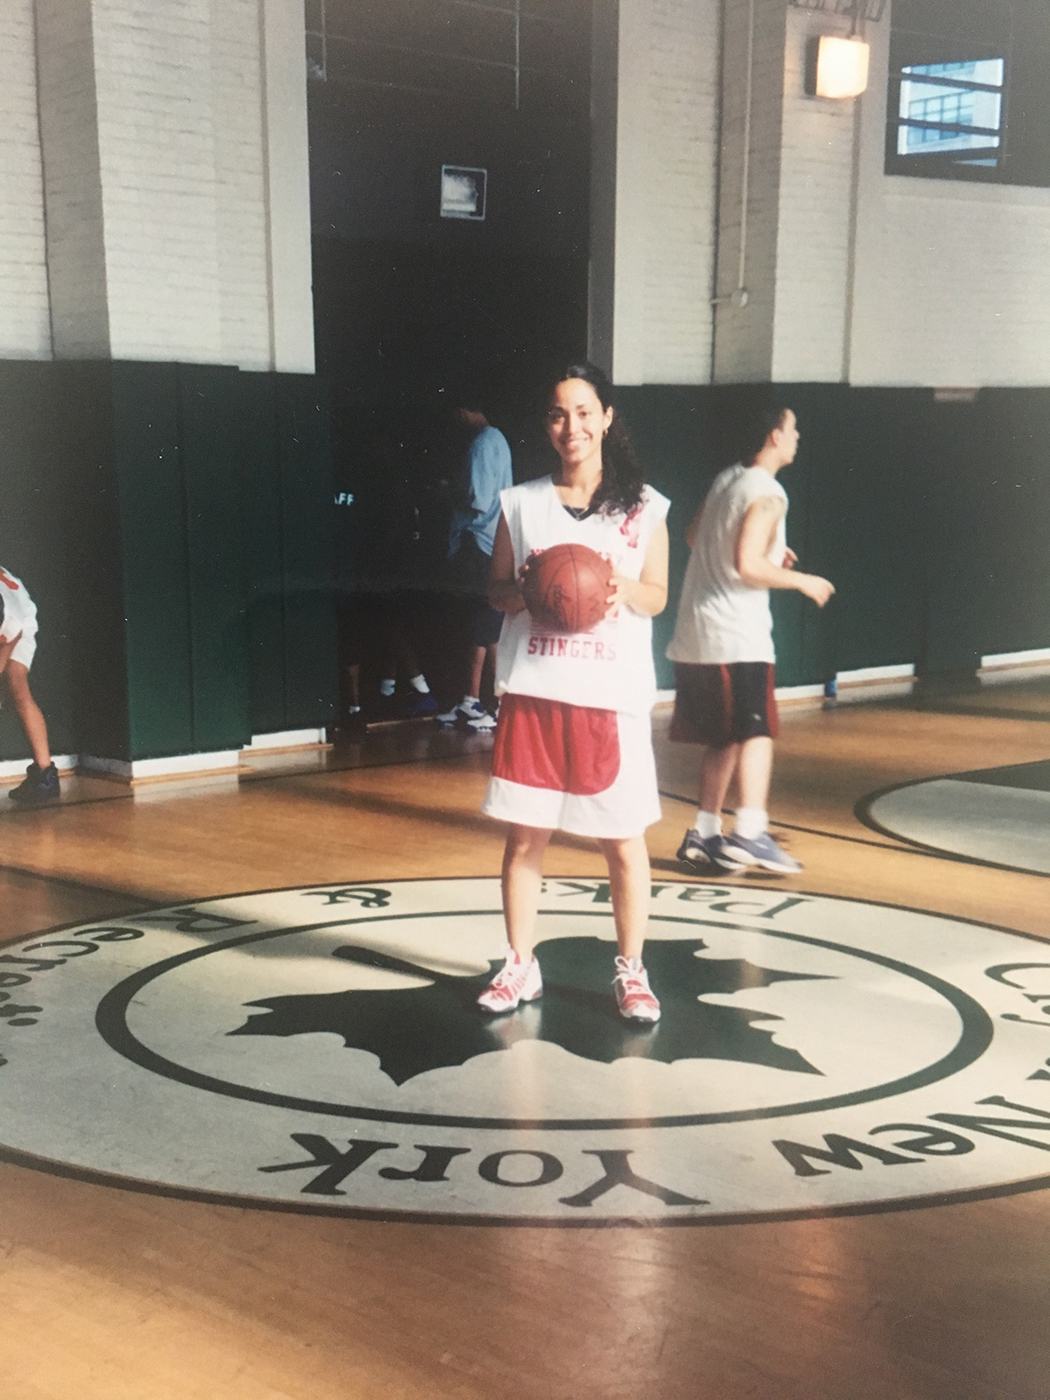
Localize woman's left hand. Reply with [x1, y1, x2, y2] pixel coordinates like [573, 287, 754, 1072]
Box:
[605, 572, 633, 619]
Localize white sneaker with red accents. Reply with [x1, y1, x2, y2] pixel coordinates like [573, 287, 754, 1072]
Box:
[477, 950, 543, 1014]
[613, 956, 661, 1023]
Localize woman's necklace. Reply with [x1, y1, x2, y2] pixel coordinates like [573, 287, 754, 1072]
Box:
[556, 469, 600, 522]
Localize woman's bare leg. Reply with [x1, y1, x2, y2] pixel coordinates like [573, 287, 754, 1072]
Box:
[598, 835, 651, 961]
[501, 824, 553, 960]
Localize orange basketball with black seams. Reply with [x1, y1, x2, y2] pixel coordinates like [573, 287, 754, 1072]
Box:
[521, 543, 614, 634]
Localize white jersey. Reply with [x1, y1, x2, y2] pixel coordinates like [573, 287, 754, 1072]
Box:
[0, 567, 39, 669]
[495, 477, 670, 715]
[0, 568, 37, 643]
[667, 464, 787, 666]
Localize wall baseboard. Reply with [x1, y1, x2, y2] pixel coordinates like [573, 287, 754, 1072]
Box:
[980, 647, 1050, 671]
[837, 664, 915, 684]
[80, 751, 244, 784]
[245, 728, 328, 752]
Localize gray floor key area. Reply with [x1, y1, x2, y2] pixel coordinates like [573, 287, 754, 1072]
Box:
[865, 763, 1050, 875]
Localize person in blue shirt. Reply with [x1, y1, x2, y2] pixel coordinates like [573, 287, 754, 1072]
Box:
[438, 404, 513, 732]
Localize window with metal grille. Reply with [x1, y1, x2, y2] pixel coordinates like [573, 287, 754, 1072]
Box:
[886, 1, 1010, 178]
[897, 58, 1003, 160]
[885, 0, 1050, 186]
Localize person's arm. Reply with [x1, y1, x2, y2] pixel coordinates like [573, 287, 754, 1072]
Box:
[606, 519, 669, 619]
[487, 513, 527, 614]
[735, 496, 834, 606]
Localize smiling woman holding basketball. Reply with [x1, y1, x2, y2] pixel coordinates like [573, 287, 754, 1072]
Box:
[478, 363, 670, 1022]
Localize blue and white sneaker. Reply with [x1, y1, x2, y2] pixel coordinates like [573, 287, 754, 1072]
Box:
[721, 831, 802, 874]
[676, 828, 745, 873]
[437, 697, 496, 732]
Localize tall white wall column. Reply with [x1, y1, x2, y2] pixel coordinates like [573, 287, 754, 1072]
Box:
[713, 0, 860, 384]
[27, 0, 314, 371]
[589, 0, 720, 387]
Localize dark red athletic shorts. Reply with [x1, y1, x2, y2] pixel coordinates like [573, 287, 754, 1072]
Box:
[491, 693, 620, 796]
[670, 662, 779, 747]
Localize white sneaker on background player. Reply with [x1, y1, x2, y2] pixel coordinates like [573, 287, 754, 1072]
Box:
[437, 696, 496, 731]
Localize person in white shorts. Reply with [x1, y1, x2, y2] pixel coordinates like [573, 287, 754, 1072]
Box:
[478, 363, 670, 1023]
[666, 405, 833, 874]
[0, 567, 59, 803]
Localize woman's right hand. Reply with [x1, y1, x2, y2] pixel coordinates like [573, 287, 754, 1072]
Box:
[501, 559, 531, 615]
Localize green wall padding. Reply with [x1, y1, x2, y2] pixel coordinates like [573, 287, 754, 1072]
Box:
[276, 374, 338, 731]
[0, 362, 118, 761]
[241, 372, 288, 737]
[111, 362, 196, 757]
[0, 363, 1045, 763]
[178, 363, 252, 752]
[614, 383, 1050, 690]
[0, 360, 336, 764]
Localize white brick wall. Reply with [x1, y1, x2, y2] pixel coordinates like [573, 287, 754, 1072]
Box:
[715, 0, 1050, 388]
[712, 0, 785, 383]
[11, 0, 1050, 388]
[92, 0, 225, 362]
[35, 0, 112, 358]
[640, 0, 720, 384]
[713, 1, 862, 384]
[592, 0, 719, 386]
[847, 7, 1050, 388]
[210, 0, 272, 370]
[771, 5, 856, 383]
[850, 182, 1050, 386]
[259, 0, 315, 374]
[10, 0, 312, 371]
[0, 0, 51, 358]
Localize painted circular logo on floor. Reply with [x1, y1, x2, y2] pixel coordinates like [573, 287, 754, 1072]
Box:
[2, 877, 1050, 1226]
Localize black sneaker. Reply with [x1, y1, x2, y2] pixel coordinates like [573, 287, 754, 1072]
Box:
[9, 762, 60, 804]
[676, 828, 745, 873]
[404, 692, 439, 718]
[339, 709, 368, 738]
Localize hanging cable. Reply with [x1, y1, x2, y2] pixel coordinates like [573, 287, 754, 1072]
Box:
[713, 0, 754, 308]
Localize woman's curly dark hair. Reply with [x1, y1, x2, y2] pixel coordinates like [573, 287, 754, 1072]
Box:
[544, 362, 646, 517]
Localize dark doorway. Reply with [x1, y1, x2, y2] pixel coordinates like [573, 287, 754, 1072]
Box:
[306, 1, 592, 714]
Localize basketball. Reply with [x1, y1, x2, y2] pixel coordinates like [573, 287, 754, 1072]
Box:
[521, 542, 614, 633]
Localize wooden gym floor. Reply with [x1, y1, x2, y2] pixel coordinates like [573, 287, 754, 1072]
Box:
[1, 686, 1049, 1400]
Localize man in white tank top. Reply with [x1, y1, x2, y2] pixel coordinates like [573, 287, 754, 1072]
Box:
[667, 407, 834, 873]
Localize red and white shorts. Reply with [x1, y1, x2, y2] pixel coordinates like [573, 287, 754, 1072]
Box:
[481, 693, 662, 839]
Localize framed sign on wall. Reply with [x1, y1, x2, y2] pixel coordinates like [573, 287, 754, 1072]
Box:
[440, 166, 487, 221]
